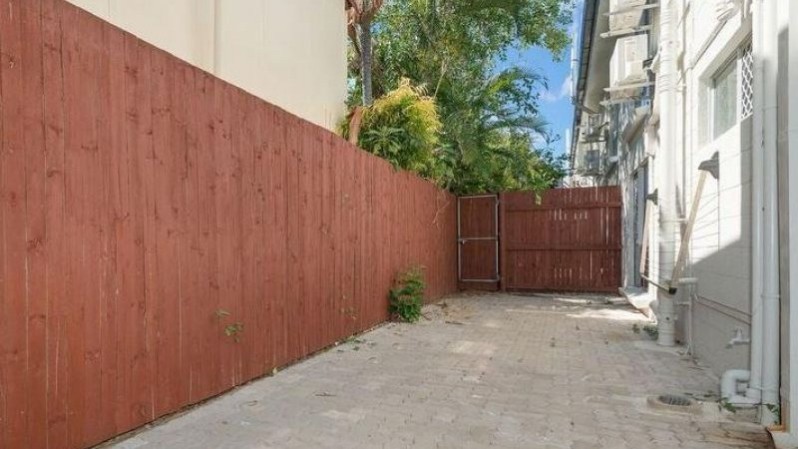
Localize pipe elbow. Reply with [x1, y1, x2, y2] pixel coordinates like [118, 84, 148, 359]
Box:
[721, 369, 758, 407]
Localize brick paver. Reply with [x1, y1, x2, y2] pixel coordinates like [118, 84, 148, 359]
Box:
[104, 293, 772, 449]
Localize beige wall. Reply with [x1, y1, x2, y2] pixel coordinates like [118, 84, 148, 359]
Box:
[665, 6, 754, 375]
[66, 0, 348, 131]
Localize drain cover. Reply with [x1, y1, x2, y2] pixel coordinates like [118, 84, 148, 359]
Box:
[657, 394, 694, 407]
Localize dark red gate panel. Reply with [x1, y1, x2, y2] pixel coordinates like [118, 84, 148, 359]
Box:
[458, 195, 499, 290]
[499, 187, 622, 293]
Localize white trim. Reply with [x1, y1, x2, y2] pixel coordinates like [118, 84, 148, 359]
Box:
[788, 0, 798, 433]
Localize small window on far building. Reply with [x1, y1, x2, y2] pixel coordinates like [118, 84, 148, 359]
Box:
[712, 59, 737, 139]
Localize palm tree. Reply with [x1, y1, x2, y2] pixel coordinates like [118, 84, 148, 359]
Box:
[346, 0, 383, 106]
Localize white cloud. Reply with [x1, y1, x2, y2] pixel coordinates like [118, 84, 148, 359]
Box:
[560, 75, 573, 98]
[542, 75, 573, 103]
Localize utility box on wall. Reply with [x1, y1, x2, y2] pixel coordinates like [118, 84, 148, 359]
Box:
[610, 33, 649, 87]
[609, 0, 647, 31]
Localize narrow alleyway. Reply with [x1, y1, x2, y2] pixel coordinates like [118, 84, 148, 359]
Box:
[103, 294, 771, 449]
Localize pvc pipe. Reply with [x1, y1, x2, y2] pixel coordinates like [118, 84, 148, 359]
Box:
[722, 369, 760, 407]
[760, 0, 782, 426]
[678, 277, 698, 355]
[747, 0, 764, 405]
[787, 0, 798, 433]
[656, 0, 678, 347]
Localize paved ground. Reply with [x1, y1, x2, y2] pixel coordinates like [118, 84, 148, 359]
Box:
[104, 293, 772, 449]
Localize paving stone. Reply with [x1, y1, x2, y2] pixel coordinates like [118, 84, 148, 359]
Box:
[101, 293, 772, 449]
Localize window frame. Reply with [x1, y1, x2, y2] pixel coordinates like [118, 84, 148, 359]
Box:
[706, 40, 753, 142]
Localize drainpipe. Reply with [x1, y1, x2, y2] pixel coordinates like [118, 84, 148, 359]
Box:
[656, 0, 678, 347]
[788, 0, 798, 433]
[760, 0, 782, 425]
[747, 0, 764, 408]
[721, 0, 781, 420]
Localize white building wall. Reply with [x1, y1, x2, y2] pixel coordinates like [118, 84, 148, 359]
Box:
[667, 6, 753, 375]
[66, 0, 349, 131]
[690, 117, 753, 374]
[601, 1, 756, 375]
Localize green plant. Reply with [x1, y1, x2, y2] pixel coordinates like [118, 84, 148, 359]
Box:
[643, 324, 659, 340]
[765, 403, 781, 423]
[216, 308, 244, 342]
[341, 79, 442, 175]
[345, 0, 572, 194]
[718, 398, 738, 413]
[224, 323, 245, 342]
[389, 266, 426, 323]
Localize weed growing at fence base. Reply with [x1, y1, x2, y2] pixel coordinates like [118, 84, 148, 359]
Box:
[389, 266, 426, 323]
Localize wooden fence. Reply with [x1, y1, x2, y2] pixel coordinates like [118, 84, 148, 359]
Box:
[500, 187, 622, 292]
[0, 1, 458, 448]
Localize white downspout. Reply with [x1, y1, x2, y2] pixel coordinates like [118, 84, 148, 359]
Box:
[747, 0, 765, 408]
[656, 0, 678, 347]
[788, 0, 798, 433]
[760, 0, 782, 426]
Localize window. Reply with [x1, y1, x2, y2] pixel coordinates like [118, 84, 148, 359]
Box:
[712, 59, 737, 139]
[706, 40, 753, 141]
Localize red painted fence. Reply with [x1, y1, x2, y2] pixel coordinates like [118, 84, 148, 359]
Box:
[0, 1, 458, 448]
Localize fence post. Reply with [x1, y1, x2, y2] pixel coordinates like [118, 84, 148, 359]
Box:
[499, 192, 507, 291]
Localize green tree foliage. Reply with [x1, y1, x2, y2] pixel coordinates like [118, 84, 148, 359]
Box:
[347, 0, 572, 194]
[341, 79, 442, 175]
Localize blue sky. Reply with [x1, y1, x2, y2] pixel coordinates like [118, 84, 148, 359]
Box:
[506, 46, 574, 157]
[498, 1, 583, 158]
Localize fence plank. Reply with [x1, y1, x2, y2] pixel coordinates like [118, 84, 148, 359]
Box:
[42, 0, 70, 444]
[0, 1, 30, 447]
[20, 1, 49, 447]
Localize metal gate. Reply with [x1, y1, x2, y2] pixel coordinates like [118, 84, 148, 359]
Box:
[457, 195, 499, 290]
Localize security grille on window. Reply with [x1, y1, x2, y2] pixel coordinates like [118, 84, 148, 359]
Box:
[740, 42, 754, 119]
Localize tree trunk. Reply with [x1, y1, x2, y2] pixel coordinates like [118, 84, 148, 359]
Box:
[359, 21, 374, 106]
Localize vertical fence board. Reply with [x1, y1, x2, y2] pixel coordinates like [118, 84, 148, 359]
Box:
[170, 59, 192, 406]
[63, 6, 89, 445]
[41, 0, 69, 445]
[20, 1, 49, 447]
[0, 0, 28, 443]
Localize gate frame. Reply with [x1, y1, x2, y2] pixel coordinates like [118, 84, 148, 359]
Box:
[457, 194, 500, 283]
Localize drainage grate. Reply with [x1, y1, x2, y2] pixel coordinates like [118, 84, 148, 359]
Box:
[657, 394, 694, 407]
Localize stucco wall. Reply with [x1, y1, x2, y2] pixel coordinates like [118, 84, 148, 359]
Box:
[684, 10, 754, 376]
[65, 0, 348, 131]
[690, 119, 753, 373]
